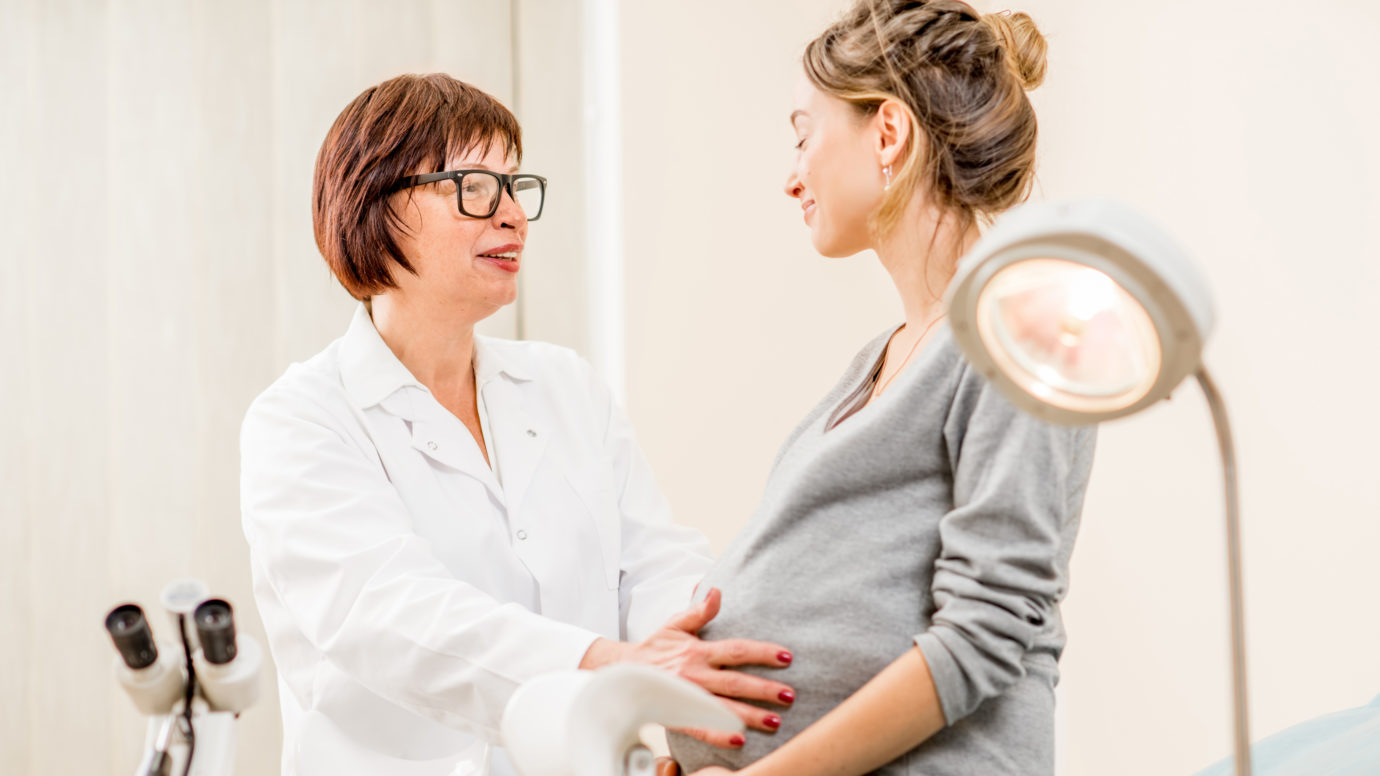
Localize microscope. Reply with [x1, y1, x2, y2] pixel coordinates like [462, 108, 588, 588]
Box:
[104, 580, 262, 776]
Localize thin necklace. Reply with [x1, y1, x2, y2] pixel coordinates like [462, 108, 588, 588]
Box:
[872, 314, 945, 398]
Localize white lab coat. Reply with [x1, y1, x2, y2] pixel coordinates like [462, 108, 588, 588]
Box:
[240, 305, 714, 776]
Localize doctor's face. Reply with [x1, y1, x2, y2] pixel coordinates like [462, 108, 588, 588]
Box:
[385, 139, 529, 318]
[783, 73, 885, 259]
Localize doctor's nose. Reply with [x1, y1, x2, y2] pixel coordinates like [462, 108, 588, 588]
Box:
[494, 191, 528, 231]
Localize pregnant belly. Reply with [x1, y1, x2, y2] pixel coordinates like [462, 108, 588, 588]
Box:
[669, 585, 927, 771]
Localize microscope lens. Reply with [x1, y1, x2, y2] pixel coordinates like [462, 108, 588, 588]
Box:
[105, 604, 158, 670]
[194, 599, 237, 665]
[199, 606, 230, 628]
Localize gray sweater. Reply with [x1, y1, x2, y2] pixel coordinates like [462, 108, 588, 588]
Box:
[668, 324, 1096, 775]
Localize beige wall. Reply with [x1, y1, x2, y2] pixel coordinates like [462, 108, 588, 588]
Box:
[619, 1, 1380, 774]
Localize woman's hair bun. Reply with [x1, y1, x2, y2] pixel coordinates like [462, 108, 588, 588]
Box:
[982, 10, 1047, 91]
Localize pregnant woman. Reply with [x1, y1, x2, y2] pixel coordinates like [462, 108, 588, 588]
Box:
[669, 2, 1096, 774]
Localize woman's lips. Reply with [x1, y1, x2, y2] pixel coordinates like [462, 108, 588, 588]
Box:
[478, 255, 520, 273]
[803, 199, 817, 223]
[477, 244, 522, 273]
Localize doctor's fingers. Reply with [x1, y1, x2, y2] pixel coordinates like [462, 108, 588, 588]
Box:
[706, 637, 793, 670]
[664, 587, 722, 633]
[691, 667, 795, 708]
[669, 724, 747, 750]
[716, 696, 787, 734]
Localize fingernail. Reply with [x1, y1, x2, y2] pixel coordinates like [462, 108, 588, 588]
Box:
[764, 714, 781, 730]
[777, 651, 793, 665]
[778, 689, 795, 704]
[730, 734, 746, 747]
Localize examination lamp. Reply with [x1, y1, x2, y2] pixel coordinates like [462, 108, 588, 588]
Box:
[946, 199, 1252, 776]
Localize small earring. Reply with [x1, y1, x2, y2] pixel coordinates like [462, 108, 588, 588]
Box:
[883, 165, 892, 190]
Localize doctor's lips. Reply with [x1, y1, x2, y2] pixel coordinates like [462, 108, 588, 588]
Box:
[477, 243, 522, 272]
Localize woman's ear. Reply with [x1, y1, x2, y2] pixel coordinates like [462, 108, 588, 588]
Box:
[874, 98, 912, 168]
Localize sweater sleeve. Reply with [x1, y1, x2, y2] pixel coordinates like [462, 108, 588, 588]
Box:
[912, 364, 1096, 725]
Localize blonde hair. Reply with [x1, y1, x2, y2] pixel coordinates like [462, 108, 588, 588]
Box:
[803, 0, 1048, 240]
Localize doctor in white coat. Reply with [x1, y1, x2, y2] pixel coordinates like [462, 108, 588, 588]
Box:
[240, 73, 796, 776]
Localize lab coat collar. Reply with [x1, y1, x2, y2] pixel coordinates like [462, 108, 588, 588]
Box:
[339, 304, 425, 411]
[473, 333, 534, 387]
[339, 303, 533, 412]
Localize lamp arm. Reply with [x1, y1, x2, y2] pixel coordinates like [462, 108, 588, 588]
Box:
[1195, 367, 1252, 776]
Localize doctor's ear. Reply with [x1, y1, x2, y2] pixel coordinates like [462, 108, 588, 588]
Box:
[873, 98, 916, 169]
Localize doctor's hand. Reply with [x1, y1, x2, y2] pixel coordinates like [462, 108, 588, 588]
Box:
[579, 588, 795, 749]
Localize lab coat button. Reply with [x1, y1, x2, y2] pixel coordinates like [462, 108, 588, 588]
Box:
[516, 529, 528, 541]
[427, 440, 438, 450]
[526, 429, 537, 438]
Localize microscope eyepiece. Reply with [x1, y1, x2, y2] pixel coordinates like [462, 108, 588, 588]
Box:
[194, 598, 237, 665]
[106, 604, 158, 670]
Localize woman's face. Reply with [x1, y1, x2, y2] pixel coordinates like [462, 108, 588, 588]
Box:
[784, 74, 886, 258]
[386, 139, 528, 317]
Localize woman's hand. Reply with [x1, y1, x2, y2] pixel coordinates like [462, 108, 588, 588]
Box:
[580, 588, 795, 748]
[686, 768, 734, 776]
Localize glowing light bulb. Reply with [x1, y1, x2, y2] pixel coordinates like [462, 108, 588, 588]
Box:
[974, 258, 1163, 413]
[1066, 266, 1118, 322]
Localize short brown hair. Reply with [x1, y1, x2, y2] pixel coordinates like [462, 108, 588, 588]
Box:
[312, 73, 523, 299]
[804, 0, 1047, 237]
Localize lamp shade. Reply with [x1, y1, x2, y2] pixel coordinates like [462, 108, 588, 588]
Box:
[946, 199, 1215, 424]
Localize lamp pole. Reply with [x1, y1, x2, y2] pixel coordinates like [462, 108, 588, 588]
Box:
[1196, 367, 1252, 776]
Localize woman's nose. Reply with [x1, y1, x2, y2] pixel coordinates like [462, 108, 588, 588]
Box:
[495, 190, 528, 229]
[784, 173, 803, 199]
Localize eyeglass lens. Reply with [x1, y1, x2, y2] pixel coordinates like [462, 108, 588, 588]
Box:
[457, 173, 543, 219]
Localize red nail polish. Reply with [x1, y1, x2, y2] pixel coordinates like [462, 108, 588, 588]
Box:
[764, 714, 781, 729]
[730, 734, 746, 747]
[777, 651, 793, 665]
[778, 689, 795, 704]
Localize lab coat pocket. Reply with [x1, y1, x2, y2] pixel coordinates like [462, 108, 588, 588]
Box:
[565, 474, 622, 590]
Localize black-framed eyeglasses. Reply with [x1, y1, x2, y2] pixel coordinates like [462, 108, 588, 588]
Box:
[390, 170, 547, 221]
